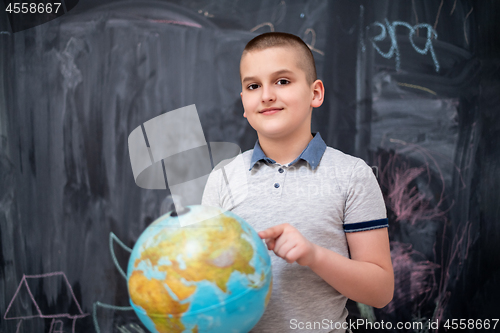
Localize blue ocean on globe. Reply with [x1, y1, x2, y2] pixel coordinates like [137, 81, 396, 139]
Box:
[127, 205, 273, 333]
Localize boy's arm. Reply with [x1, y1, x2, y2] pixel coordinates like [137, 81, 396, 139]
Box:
[330, 158, 393, 307]
[259, 158, 393, 308]
[259, 224, 393, 308]
[309, 227, 393, 308]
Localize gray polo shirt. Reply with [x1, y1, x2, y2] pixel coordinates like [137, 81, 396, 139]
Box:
[202, 132, 388, 333]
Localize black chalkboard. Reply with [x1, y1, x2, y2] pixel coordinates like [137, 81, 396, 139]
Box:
[1, 0, 499, 332]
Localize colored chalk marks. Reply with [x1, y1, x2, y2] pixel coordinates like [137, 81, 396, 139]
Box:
[4, 272, 89, 333]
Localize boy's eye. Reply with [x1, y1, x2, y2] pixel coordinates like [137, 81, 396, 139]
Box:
[247, 84, 259, 90]
[276, 79, 290, 85]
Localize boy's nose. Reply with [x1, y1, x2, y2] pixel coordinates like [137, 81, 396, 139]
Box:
[261, 86, 276, 103]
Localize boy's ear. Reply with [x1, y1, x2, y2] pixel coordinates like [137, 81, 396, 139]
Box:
[240, 91, 247, 118]
[311, 79, 325, 108]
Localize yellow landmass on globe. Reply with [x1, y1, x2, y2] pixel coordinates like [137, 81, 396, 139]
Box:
[130, 214, 257, 333]
[265, 277, 273, 307]
[136, 214, 255, 292]
[128, 270, 188, 332]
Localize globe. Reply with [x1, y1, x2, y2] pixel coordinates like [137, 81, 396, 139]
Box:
[127, 205, 272, 333]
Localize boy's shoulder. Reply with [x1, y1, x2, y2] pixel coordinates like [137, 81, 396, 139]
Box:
[322, 146, 366, 169]
[241, 145, 365, 171]
[207, 145, 375, 198]
[210, 149, 253, 176]
[212, 143, 368, 174]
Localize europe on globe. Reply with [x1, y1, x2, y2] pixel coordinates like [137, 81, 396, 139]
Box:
[127, 205, 272, 333]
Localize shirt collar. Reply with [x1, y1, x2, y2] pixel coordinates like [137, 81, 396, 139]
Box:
[249, 132, 327, 171]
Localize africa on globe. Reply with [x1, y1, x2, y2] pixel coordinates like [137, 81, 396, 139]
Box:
[127, 205, 273, 333]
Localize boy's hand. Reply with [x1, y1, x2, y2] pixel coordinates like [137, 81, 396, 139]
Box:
[258, 223, 317, 267]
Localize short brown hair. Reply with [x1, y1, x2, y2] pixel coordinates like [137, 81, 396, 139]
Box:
[241, 32, 317, 85]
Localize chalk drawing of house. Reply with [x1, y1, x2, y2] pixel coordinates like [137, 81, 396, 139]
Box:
[4, 272, 89, 333]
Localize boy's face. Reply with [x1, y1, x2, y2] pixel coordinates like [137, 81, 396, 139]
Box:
[240, 46, 323, 141]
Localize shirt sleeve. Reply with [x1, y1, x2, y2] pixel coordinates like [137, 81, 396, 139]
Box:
[202, 154, 249, 211]
[343, 159, 388, 232]
[201, 167, 223, 208]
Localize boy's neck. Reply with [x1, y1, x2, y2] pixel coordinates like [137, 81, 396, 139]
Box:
[257, 131, 314, 165]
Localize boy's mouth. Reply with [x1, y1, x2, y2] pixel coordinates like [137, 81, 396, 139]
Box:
[259, 107, 282, 115]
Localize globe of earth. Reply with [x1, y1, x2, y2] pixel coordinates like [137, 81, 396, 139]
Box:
[127, 205, 273, 333]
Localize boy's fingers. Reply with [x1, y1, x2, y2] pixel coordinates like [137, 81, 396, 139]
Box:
[258, 224, 286, 239]
[266, 239, 275, 250]
[285, 246, 300, 264]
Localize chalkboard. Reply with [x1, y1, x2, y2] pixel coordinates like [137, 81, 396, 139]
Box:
[1, 0, 499, 332]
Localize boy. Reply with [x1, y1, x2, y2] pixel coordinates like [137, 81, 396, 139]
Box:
[202, 32, 393, 333]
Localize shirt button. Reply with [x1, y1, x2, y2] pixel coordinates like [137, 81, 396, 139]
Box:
[278, 168, 284, 173]
[274, 183, 280, 188]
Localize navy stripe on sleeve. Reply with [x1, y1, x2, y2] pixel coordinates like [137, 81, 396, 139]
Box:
[343, 218, 389, 233]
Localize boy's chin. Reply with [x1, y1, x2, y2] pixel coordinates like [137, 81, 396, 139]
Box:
[249, 125, 282, 137]
[257, 129, 293, 140]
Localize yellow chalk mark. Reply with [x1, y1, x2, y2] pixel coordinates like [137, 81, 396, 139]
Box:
[397, 82, 437, 95]
[433, 0, 444, 31]
[389, 138, 408, 145]
[450, 0, 458, 15]
[304, 28, 325, 56]
[250, 22, 274, 33]
[464, 7, 474, 45]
